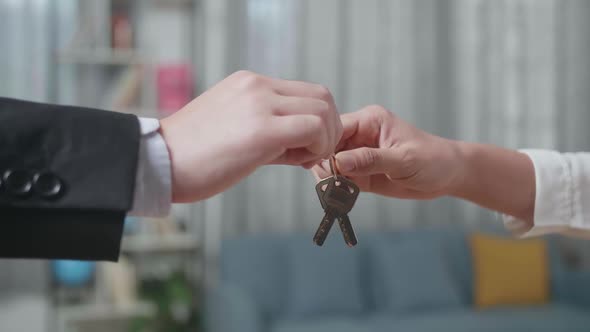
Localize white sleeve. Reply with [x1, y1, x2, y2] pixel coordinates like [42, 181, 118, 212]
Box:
[128, 117, 172, 217]
[503, 149, 590, 239]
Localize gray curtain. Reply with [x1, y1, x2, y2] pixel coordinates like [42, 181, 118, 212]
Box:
[0, 1, 60, 330]
[0, 0, 56, 292]
[0, 0, 52, 101]
[196, 0, 590, 285]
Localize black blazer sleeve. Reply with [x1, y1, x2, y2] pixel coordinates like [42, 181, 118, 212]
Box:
[0, 98, 140, 261]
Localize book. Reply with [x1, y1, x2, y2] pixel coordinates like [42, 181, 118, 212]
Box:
[156, 64, 193, 115]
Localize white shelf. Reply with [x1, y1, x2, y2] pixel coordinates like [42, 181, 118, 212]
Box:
[57, 49, 147, 65]
[121, 234, 199, 253]
[114, 0, 194, 5]
[57, 302, 155, 323]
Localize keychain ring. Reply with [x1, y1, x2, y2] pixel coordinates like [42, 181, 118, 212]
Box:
[329, 155, 339, 178]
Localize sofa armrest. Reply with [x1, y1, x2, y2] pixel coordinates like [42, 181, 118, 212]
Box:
[206, 283, 264, 332]
[554, 270, 590, 308]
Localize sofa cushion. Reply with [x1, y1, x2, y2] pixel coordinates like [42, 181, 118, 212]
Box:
[368, 305, 590, 332]
[273, 316, 366, 332]
[552, 269, 590, 307]
[365, 230, 472, 311]
[470, 233, 550, 308]
[220, 234, 290, 317]
[273, 305, 590, 332]
[372, 236, 463, 313]
[284, 234, 364, 318]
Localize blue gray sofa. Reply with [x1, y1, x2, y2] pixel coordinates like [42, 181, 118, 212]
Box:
[208, 229, 590, 332]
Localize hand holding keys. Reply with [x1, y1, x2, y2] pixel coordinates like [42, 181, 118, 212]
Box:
[313, 156, 359, 247]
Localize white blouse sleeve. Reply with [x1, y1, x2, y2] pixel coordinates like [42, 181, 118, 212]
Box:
[128, 117, 172, 217]
[503, 149, 590, 239]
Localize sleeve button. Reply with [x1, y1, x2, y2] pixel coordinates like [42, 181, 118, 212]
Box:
[3, 169, 33, 197]
[33, 172, 63, 199]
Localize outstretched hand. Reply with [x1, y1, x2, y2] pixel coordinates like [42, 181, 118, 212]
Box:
[160, 71, 342, 202]
[312, 105, 464, 200]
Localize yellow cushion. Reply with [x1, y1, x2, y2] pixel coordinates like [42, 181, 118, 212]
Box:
[470, 233, 549, 308]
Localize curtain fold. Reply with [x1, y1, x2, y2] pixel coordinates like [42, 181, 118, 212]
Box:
[0, 0, 52, 101]
[0, 2, 57, 329]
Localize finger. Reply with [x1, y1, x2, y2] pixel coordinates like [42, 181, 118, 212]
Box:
[271, 80, 339, 153]
[273, 95, 338, 157]
[271, 148, 319, 166]
[311, 160, 332, 181]
[273, 96, 330, 116]
[301, 158, 322, 169]
[336, 112, 360, 151]
[335, 147, 405, 177]
[337, 106, 390, 151]
[310, 166, 322, 182]
[269, 114, 329, 156]
[371, 176, 438, 199]
[271, 78, 335, 103]
[340, 112, 362, 140]
[333, 113, 344, 154]
[335, 110, 378, 152]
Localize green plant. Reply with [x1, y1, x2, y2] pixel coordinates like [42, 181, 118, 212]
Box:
[130, 271, 201, 332]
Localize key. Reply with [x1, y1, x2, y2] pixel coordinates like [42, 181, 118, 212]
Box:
[323, 176, 359, 215]
[313, 209, 337, 246]
[324, 177, 359, 247]
[315, 177, 332, 210]
[313, 175, 359, 247]
[337, 214, 358, 247]
[313, 177, 337, 246]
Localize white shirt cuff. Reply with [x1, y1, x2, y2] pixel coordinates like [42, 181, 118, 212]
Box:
[128, 117, 172, 217]
[503, 149, 590, 239]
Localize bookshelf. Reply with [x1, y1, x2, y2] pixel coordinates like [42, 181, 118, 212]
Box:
[57, 49, 147, 65]
[55, 0, 197, 118]
[121, 234, 200, 253]
[51, 1, 203, 332]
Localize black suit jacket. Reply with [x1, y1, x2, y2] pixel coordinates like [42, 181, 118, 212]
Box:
[0, 98, 140, 261]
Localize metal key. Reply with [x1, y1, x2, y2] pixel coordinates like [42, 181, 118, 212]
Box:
[337, 214, 358, 247]
[324, 176, 359, 247]
[312, 177, 337, 246]
[323, 176, 359, 215]
[313, 157, 360, 247]
[315, 177, 332, 210]
[314, 175, 359, 246]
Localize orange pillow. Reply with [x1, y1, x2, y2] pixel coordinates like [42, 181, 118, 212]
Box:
[470, 233, 549, 308]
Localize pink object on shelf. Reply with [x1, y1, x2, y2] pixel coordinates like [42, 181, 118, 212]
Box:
[112, 14, 133, 49]
[157, 64, 193, 115]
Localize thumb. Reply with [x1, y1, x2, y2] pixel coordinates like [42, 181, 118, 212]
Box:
[335, 147, 399, 176]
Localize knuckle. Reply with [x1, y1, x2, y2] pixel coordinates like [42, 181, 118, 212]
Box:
[315, 84, 334, 102]
[315, 100, 331, 114]
[230, 70, 253, 80]
[246, 75, 264, 89]
[362, 148, 380, 169]
[306, 115, 324, 134]
[364, 104, 392, 118]
[335, 120, 344, 139]
[235, 70, 265, 89]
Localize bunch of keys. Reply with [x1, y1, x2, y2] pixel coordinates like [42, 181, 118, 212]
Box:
[313, 156, 360, 247]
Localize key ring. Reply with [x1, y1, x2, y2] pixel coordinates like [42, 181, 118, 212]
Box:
[329, 155, 340, 179]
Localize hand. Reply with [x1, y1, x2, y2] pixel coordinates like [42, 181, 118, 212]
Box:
[312, 105, 464, 200]
[160, 70, 342, 202]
